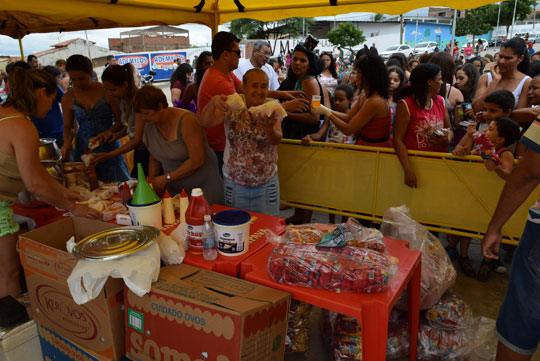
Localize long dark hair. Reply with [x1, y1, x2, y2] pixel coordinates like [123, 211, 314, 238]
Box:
[501, 37, 530, 75]
[388, 53, 410, 72]
[455, 63, 480, 101]
[399, 63, 441, 108]
[280, 44, 324, 90]
[320, 52, 338, 79]
[66, 54, 93, 75]
[355, 54, 389, 99]
[429, 52, 454, 97]
[170, 63, 193, 87]
[102, 64, 137, 114]
[388, 67, 406, 103]
[196, 51, 212, 91]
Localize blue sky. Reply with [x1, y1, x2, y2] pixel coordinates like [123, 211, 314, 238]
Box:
[0, 9, 429, 57]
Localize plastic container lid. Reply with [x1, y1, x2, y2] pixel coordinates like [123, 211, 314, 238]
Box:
[71, 225, 160, 261]
[191, 188, 203, 197]
[212, 210, 251, 226]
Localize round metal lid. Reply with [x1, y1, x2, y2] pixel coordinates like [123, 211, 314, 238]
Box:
[72, 226, 160, 261]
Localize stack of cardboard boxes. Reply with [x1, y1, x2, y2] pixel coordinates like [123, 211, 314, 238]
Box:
[18, 217, 291, 361]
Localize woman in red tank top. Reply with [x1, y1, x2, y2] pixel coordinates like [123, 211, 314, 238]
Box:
[394, 63, 453, 188]
[311, 54, 392, 147]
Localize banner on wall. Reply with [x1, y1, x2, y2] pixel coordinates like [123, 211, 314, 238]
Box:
[150, 52, 187, 81]
[115, 53, 151, 76]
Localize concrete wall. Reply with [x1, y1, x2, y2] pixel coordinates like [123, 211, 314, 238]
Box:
[109, 35, 190, 53]
[37, 40, 119, 66]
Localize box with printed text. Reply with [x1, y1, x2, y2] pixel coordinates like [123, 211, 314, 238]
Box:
[18, 217, 126, 360]
[125, 264, 291, 361]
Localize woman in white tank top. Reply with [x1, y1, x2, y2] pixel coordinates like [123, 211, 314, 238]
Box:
[473, 38, 531, 111]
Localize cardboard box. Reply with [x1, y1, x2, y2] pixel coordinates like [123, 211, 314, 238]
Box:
[0, 320, 43, 361]
[125, 264, 291, 361]
[37, 324, 131, 361]
[18, 217, 126, 360]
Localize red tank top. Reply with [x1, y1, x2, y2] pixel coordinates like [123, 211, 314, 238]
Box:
[402, 95, 447, 152]
[355, 110, 393, 147]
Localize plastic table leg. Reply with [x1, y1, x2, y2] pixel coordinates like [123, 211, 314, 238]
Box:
[407, 260, 421, 361]
[361, 302, 389, 361]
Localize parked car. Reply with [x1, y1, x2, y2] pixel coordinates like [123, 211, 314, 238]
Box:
[461, 39, 488, 53]
[413, 42, 438, 55]
[379, 44, 413, 60]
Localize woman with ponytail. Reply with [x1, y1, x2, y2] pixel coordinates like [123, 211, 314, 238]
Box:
[0, 68, 100, 298]
[90, 64, 151, 176]
[60, 55, 129, 182]
[473, 37, 531, 111]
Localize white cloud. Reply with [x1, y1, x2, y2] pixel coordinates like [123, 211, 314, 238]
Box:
[0, 23, 213, 57]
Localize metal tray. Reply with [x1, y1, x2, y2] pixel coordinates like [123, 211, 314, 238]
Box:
[72, 226, 160, 261]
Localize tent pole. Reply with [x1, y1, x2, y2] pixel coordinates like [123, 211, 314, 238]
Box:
[18, 36, 24, 60]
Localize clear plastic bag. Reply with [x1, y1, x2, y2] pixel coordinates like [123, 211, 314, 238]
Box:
[333, 314, 362, 361]
[268, 242, 398, 293]
[381, 205, 456, 309]
[417, 319, 476, 361]
[464, 317, 497, 361]
[273, 219, 386, 253]
[426, 291, 472, 329]
[285, 300, 312, 353]
[387, 320, 409, 360]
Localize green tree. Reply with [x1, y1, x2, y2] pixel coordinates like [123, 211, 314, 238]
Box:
[373, 14, 385, 21]
[424, 28, 431, 40]
[229, 17, 315, 40]
[456, 5, 496, 43]
[327, 23, 366, 53]
[497, 0, 536, 36]
[479, 0, 536, 36]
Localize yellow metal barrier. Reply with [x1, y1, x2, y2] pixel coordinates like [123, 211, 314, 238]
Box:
[277, 139, 540, 245]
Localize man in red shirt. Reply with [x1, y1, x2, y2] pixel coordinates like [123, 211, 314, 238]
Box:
[197, 31, 244, 174]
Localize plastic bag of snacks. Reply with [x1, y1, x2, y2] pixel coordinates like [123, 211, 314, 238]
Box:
[417, 319, 477, 361]
[270, 219, 386, 253]
[381, 205, 456, 309]
[333, 314, 362, 361]
[268, 242, 398, 293]
[285, 300, 312, 353]
[426, 291, 472, 329]
[387, 320, 410, 360]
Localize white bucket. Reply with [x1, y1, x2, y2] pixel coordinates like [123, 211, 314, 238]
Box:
[212, 210, 251, 256]
[127, 200, 162, 229]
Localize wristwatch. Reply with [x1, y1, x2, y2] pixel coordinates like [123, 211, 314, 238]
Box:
[166, 173, 171, 183]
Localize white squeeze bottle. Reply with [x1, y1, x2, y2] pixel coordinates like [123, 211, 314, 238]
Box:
[179, 189, 189, 223]
[202, 215, 217, 261]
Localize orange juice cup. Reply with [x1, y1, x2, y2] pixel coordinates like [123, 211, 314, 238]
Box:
[312, 95, 321, 107]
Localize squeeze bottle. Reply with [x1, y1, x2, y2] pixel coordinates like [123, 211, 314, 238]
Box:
[162, 190, 176, 225]
[179, 189, 189, 223]
[185, 188, 212, 253]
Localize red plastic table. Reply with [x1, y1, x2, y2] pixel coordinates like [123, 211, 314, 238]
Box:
[240, 237, 421, 361]
[13, 202, 287, 278]
[179, 204, 287, 276]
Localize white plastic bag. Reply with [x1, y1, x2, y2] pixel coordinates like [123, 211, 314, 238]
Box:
[67, 242, 160, 305]
[157, 233, 185, 265]
[170, 222, 189, 250]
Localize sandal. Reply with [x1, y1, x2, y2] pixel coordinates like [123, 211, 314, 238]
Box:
[458, 256, 476, 278]
[477, 260, 492, 282]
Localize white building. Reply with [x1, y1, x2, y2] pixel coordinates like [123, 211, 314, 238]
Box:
[33, 38, 121, 66]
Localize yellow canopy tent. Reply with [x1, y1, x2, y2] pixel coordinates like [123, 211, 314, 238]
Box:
[1, 0, 500, 41]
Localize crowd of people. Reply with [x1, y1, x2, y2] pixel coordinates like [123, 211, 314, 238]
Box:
[2, 31, 540, 361]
